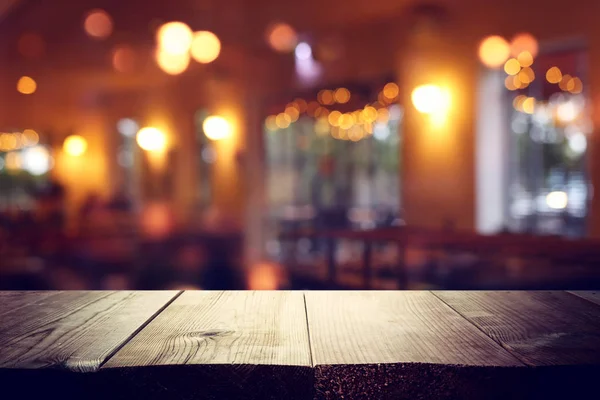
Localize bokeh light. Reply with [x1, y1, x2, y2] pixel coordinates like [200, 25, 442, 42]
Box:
[383, 83, 400, 100]
[411, 84, 450, 114]
[248, 261, 284, 290]
[295, 42, 312, 60]
[155, 49, 190, 75]
[504, 75, 522, 90]
[518, 67, 535, 85]
[478, 35, 510, 69]
[318, 89, 334, 105]
[522, 97, 535, 114]
[276, 113, 291, 129]
[266, 23, 298, 53]
[339, 113, 354, 130]
[63, 135, 88, 156]
[157, 22, 193, 55]
[569, 77, 583, 94]
[328, 110, 342, 126]
[559, 74, 573, 91]
[362, 106, 378, 122]
[84, 9, 113, 40]
[546, 67, 562, 84]
[17, 76, 37, 94]
[377, 108, 390, 123]
[510, 33, 538, 58]
[334, 88, 351, 104]
[136, 127, 167, 152]
[22, 145, 51, 175]
[190, 31, 221, 64]
[112, 45, 136, 73]
[265, 115, 278, 131]
[203, 116, 232, 141]
[5, 152, 22, 171]
[0, 133, 18, 151]
[513, 95, 527, 111]
[556, 101, 579, 123]
[294, 98, 308, 113]
[285, 106, 300, 122]
[117, 118, 139, 137]
[517, 51, 533, 67]
[546, 191, 568, 210]
[21, 129, 39, 146]
[504, 58, 520, 75]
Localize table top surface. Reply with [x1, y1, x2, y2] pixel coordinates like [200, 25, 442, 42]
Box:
[1, 290, 599, 399]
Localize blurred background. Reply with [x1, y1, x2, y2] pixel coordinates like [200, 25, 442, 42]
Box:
[1, 0, 600, 291]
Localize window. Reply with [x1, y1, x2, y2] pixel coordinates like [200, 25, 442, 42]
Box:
[263, 80, 402, 259]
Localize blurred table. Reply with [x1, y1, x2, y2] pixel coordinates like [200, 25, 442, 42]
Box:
[1, 290, 599, 399]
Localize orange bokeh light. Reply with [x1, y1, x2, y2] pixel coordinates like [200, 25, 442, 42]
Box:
[478, 35, 510, 69]
[383, 83, 400, 100]
[266, 23, 298, 53]
[334, 88, 351, 103]
[112, 45, 136, 73]
[17, 76, 37, 94]
[546, 66, 562, 84]
[510, 33, 538, 58]
[84, 9, 113, 40]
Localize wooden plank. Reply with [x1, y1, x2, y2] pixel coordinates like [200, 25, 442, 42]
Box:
[568, 290, 600, 306]
[0, 291, 61, 319]
[0, 291, 179, 372]
[305, 291, 520, 366]
[434, 291, 600, 366]
[305, 291, 530, 399]
[101, 291, 313, 400]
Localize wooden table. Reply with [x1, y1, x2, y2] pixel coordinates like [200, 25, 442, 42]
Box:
[1, 291, 599, 399]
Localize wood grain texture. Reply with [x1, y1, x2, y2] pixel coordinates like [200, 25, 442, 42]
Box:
[434, 291, 600, 366]
[0, 291, 60, 319]
[305, 291, 521, 366]
[102, 291, 313, 400]
[568, 290, 600, 306]
[0, 291, 179, 372]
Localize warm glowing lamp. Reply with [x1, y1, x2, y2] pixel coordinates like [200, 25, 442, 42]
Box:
[478, 35, 510, 69]
[63, 135, 87, 156]
[136, 127, 167, 152]
[546, 191, 568, 210]
[411, 84, 450, 114]
[202, 116, 232, 141]
[155, 50, 190, 75]
[190, 31, 221, 64]
[157, 22, 193, 55]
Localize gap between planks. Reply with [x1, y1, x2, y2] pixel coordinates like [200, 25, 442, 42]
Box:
[97, 290, 184, 369]
[302, 292, 315, 367]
